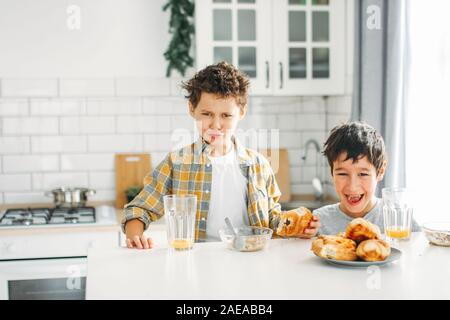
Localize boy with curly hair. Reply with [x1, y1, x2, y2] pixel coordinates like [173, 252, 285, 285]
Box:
[123, 62, 320, 248]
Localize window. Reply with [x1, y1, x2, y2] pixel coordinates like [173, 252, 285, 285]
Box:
[406, 0, 450, 222]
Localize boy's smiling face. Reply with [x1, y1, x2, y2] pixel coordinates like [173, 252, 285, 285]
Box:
[189, 92, 246, 155]
[332, 152, 386, 218]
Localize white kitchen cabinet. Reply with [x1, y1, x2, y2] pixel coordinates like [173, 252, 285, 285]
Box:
[195, 0, 350, 96]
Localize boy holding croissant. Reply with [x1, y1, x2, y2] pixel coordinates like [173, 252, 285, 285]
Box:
[123, 62, 319, 248]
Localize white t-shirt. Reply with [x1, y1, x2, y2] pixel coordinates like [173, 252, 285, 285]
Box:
[206, 148, 249, 241]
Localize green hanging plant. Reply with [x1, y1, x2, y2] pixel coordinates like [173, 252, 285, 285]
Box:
[162, 0, 195, 77]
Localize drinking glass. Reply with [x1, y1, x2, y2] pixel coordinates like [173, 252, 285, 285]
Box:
[382, 187, 413, 242]
[163, 195, 197, 250]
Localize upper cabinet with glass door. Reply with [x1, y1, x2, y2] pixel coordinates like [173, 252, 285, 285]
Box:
[195, 0, 348, 95]
[196, 0, 272, 94]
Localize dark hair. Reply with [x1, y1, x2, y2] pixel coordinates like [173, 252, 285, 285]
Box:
[323, 121, 387, 175]
[181, 61, 250, 109]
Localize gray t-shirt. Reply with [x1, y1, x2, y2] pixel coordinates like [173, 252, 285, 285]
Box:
[313, 198, 421, 235]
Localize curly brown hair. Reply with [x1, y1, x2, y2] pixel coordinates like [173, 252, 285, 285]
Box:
[181, 61, 250, 109]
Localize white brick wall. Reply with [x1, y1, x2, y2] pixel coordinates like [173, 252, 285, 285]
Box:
[88, 134, 143, 152]
[0, 76, 352, 204]
[60, 116, 116, 134]
[86, 98, 142, 115]
[3, 155, 59, 173]
[3, 117, 59, 135]
[89, 172, 115, 189]
[30, 98, 86, 116]
[116, 78, 171, 96]
[0, 174, 32, 191]
[0, 137, 31, 154]
[59, 79, 115, 97]
[61, 154, 115, 172]
[117, 115, 171, 134]
[32, 136, 87, 153]
[1, 79, 58, 97]
[32, 172, 89, 190]
[0, 99, 29, 116]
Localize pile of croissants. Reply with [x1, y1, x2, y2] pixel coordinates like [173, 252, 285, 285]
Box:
[311, 218, 391, 262]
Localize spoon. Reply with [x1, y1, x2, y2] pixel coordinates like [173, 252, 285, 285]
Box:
[224, 217, 245, 250]
[225, 217, 237, 236]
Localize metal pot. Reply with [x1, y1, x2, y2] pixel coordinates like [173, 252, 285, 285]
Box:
[45, 187, 96, 208]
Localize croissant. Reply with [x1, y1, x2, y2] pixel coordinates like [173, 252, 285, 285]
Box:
[345, 218, 381, 243]
[276, 207, 313, 237]
[311, 235, 358, 261]
[356, 239, 391, 262]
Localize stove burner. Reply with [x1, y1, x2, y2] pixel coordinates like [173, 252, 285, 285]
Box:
[12, 218, 33, 226]
[0, 207, 96, 227]
[65, 216, 79, 224]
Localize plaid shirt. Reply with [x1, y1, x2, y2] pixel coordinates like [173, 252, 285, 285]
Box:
[122, 137, 283, 242]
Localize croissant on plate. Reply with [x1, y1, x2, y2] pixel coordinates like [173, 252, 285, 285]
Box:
[356, 239, 391, 262]
[311, 235, 358, 261]
[345, 218, 382, 243]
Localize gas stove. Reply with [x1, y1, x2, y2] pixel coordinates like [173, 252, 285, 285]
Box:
[0, 207, 96, 227]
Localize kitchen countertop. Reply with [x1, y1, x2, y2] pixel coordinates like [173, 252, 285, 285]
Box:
[0, 194, 333, 235]
[86, 232, 450, 299]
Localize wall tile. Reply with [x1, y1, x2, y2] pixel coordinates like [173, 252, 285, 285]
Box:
[86, 98, 141, 115]
[32, 172, 88, 190]
[302, 97, 326, 114]
[32, 136, 87, 153]
[30, 98, 86, 115]
[60, 116, 116, 134]
[143, 133, 186, 153]
[1, 79, 58, 97]
[61, 154, 115, 171]
[89, 189, 116, 202]
[59, 79, 115, 97]
[291, 184, 315, 196]
[3, 192, 50, 204]
[3, 117, 58, 135]
[3, 155, 59, 173]
[88, 135, 143, 152]
[89, 172, 115, 189]
[279, 131, 302, 149]
[116, 77, 171, 96]
[0, 137, 30, 154]
[117, 115, 171, 134]
[0, 174, 31, 192]
[296, 114, 326, 131]
[0, 99, 29, 116]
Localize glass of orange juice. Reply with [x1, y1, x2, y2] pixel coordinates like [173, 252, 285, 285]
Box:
[164, 195, 197, 251]
[382, 188, 413, 243]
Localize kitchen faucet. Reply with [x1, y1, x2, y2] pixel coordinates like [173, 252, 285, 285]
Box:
[301, 139, 324, 202]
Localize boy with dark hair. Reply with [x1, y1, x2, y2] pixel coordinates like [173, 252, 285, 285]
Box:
[123, 61, 320, 248]
[315, 121, 420, 235]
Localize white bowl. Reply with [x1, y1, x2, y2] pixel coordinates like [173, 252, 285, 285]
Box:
[219, 226, 273, 252]
[422, 222, 450, 247]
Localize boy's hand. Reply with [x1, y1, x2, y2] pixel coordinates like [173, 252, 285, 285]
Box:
[297, 215, 320, 239]
[126, 235, 153, 249]
[125, 219, 153, 249]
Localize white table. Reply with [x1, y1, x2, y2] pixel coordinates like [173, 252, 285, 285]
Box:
[86, 233, 450, 299]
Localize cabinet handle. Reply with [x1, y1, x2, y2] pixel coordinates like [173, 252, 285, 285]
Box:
[265, 61, 270, 88]
[279, 62, 284, 89]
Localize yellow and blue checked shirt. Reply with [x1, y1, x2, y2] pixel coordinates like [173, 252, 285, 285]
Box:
[122, 137, 283, 242]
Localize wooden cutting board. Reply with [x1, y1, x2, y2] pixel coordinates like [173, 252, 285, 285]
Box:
[115, 153, 152, 209]
[259, 148, 291, 203]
